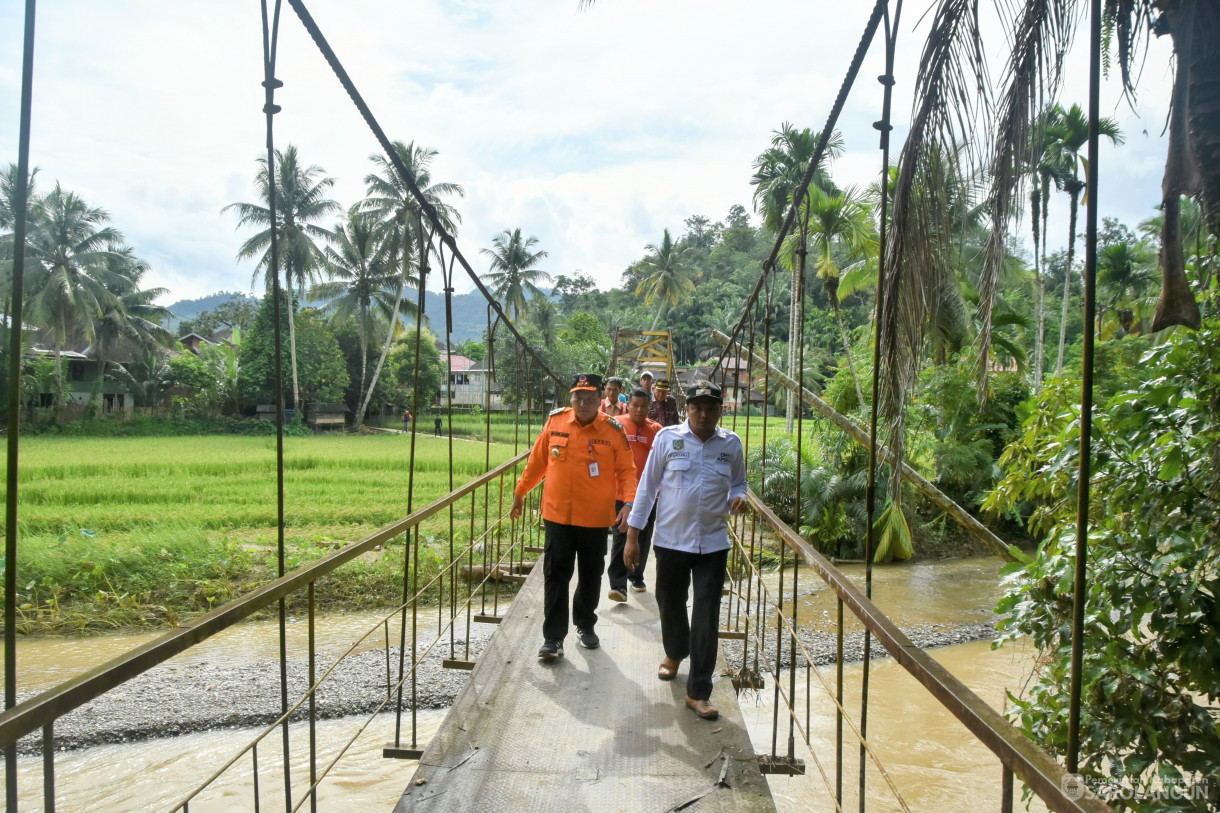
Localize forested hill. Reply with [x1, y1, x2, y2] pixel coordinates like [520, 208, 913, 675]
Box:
[166, 288, 497, 343]
[165, 292, 259, 331]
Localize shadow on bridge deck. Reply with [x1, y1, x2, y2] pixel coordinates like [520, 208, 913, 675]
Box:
[395, 558, 775, 812]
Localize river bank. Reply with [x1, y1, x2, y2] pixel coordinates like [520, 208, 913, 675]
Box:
[13, 614, 1000, 755]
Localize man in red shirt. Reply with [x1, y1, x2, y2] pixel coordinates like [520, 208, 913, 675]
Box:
[607, 388, 662, 601]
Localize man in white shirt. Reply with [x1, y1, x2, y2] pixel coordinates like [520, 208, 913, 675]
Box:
[623, 380, 747, 721]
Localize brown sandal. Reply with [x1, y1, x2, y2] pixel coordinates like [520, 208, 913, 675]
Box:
[657, 658, 679, 681]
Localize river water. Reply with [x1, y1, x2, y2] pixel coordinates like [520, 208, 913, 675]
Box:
[4, 557, 1051, 812]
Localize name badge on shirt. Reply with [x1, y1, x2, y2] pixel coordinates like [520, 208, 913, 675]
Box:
[588, 462, 600, 477]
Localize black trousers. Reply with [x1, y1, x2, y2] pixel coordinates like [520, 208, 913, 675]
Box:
[542, 521, 607, 642]
[607, 501, 656, 590]
[653, 546, 728, 701]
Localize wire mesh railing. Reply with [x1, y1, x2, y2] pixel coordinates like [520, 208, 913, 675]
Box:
[715, 491, 1115, 813]
[0, 450, 538, 811]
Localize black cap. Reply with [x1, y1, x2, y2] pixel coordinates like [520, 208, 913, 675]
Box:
[655, 378, 671, 389]
[685, 379, 722, 402]
[570, 373, 603, 392]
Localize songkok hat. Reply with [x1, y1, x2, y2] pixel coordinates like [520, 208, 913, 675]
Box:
[570, 373, 603, 392]
[685, 380, 722, 402]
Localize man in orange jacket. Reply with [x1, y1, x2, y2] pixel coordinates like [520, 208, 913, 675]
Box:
[510, 373, 638, 661]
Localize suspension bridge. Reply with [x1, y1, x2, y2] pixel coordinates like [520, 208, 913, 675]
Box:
[2, 0, 1134, 811]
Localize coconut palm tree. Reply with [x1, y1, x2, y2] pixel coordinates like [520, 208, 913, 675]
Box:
[361, 140, 464, 423]
[801, 184, 878, 406]
[481, 229, 551, 320]
[1025, 107, 1069, 392]
[313, 206, 399, 427]
[26, 183, 127, 406]
[751, 122, 844, 431]
[89, 249, 172, 411]
[224, 145, 339, 409]
[1051, 103, 1123, 374]
[633, 228, 698, 332]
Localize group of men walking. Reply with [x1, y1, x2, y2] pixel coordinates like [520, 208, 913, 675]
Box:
[510, 370, 746, 721]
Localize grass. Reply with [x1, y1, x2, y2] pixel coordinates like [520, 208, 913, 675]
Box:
[2, 435, 521, 633]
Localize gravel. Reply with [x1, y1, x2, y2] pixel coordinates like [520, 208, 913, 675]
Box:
[16, 613, 998, 755]
[14, 624, 498, 755]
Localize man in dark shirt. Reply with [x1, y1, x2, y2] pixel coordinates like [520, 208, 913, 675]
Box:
[648, 379, 680, 427]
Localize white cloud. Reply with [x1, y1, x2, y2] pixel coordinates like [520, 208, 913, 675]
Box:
[0, 1, 1178, 310]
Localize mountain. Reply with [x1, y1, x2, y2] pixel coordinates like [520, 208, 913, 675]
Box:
[163, 289, 497, 342]
[164, 291, 259, 331]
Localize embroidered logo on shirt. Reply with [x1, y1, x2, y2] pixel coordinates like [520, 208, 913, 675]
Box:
[717, 452, 732, 463]
[673, 439, 684, 451]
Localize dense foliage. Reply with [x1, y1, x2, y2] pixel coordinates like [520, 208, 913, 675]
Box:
[987, 283, 1220, 809]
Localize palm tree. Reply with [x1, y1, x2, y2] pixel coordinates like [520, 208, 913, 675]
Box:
[1096, 240, 1155, 336]
[1025, 107, 1069, 392]
[481, 229, 550, 320]
[751, 122, 844, 431]
[633, 228, 698, 331]
[89, 249, 172, 411]
[1051, 103, 1123, 375]
[801, 184, 878, 406]
[224, 145, 339, 409]
[361, 141, 463, 424]
[313, 206, 398, 428]
[527, 296, 561, 348]
[26, 183, 126, 406]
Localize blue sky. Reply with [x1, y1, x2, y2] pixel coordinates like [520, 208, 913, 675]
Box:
[0, 1, 1176, 307]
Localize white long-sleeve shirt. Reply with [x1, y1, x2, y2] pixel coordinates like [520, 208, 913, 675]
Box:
[626, 419, 747, 554]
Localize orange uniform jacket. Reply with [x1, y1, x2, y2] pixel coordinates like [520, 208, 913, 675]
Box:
[515, 407, 638, 528]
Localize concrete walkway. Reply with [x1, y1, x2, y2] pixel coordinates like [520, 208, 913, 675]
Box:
[395, 551, 775, 812]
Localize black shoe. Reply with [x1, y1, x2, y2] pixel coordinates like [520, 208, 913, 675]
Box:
[607, 588, 627, 602]
[630, 580, 646, 593]
[538, 639, 564, 661]
[576, 627, 600, 649]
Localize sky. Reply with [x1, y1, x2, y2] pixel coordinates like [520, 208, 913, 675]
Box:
[0, 1, 1178, 308]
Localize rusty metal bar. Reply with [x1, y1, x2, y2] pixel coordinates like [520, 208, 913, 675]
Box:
[253, 741, 260, 813]
[1068, 0, 1103, 775]
[748, 493, 1114, 813]
[0, 451, 527, 748]
[6, 3, 38, 810]
[308, 582, 317, 813]
[42, 723, 53, 813]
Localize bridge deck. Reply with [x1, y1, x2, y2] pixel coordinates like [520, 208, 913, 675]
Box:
[395, 554, 775, 812]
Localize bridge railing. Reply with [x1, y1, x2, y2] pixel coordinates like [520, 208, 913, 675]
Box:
[720, 489, 1116, 813]
[0, 450, 536, 812]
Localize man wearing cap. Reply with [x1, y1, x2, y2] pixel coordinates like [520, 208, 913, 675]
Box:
[648, 378, 681, 427]
[624, 380, 747, 721]
[511, 373, 637, 661]
[637, 371, 655, 399]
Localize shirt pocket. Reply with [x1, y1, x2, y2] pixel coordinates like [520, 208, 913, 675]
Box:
[664, 458, 691, 488]
[548, 434, 569, 462]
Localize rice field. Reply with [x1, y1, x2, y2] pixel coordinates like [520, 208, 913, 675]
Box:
[2, 434, 522, 631]
[8, 434, 517, 539]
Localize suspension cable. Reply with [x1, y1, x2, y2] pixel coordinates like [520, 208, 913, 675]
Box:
[257, 1, 293, 808]
[284, 0, 564, 393]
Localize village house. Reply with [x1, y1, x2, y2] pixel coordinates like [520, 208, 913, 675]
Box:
[442, 353, 503, 410]
[27, 347, 135, 416]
